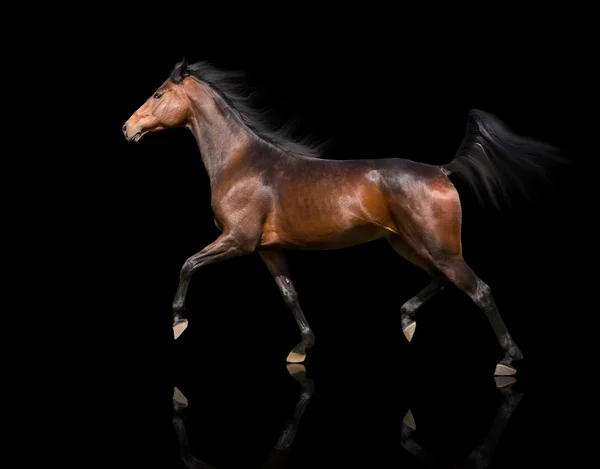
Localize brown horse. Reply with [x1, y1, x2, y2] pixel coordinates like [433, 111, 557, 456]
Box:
[123, 58, 566, 376]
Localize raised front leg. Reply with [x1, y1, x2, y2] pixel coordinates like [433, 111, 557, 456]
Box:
[172, 232, 254, 339]
[259, 249, 315, 363]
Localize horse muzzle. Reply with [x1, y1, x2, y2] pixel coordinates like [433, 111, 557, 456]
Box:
[122, 122, 146, 143]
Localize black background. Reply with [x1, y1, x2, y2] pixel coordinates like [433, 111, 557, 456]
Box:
[38, 15, 595, 468]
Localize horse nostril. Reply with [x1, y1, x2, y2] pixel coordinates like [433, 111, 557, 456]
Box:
[122, 123, 127, 134]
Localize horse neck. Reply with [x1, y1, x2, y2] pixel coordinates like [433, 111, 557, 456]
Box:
[186, 106, 247, 183]
[185, 85, 282, 189]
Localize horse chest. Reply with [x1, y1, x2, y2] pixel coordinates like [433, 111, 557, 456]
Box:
[211, 183, 270, 229]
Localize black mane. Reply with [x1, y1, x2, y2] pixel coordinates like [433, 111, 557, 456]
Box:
[171, 60, 328, 159]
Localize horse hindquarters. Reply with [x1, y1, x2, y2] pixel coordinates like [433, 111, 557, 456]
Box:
[385, 170, 523, 374]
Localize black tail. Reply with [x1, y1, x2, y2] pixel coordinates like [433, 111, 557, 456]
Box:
[443, 109, 569, 212]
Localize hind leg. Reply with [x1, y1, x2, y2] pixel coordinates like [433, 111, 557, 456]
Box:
[386, 173, 522, 374]
[435, 256, 524, 375]
[400, 278, 449, 342]
[387, 235, 450, 342]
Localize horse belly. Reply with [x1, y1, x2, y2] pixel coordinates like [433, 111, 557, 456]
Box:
[274, 225, 385, 250]
[260, 200, 390, 250]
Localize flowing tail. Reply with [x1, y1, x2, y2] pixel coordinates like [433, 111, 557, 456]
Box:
[442, 109, 569, 212]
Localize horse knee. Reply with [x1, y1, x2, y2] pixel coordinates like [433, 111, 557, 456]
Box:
[181, 259, 195, 277]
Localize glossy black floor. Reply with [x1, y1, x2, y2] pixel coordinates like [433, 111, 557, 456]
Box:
[164, 339, 528, 469]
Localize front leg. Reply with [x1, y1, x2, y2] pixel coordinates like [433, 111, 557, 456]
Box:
[172, 231, 255, 339]
[259, 249, 315, 363]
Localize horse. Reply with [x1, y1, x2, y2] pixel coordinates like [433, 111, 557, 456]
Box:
[123, 58, 566, 376]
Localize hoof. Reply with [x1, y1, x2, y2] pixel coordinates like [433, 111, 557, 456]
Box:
[402, 409, 416, 430]
[173, 319, 188, 340]
[286, 364, 306, 376]
[286, 351, 306, 363]
[495, 363, 517, 376]
[172, 386, 188, 407]
[494, 376, 516, 388]
[403, 322, 416, 342]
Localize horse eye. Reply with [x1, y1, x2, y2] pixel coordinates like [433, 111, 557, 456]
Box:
[153, 92, 163, 99]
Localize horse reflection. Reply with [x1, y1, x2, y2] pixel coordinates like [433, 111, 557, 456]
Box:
[172, 364, 314, 469]
[401, 376, 523, 468]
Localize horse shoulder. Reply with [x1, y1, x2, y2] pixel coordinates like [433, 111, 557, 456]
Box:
[211, 175, 273, 230]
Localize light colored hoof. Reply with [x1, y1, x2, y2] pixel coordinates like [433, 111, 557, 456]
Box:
[495, 363, 517, 376]
[286, 364, 306, 376]
[173, 319, 188, 340]
[286, 351, 306, 363]
[494, 376, 516, 388]
[172, 387, 188, 407]
[403, 322, 416, 342]
[402, 409, 416, 430]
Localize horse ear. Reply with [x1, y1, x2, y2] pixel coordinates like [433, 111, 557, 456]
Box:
[172, 57, 189, 83]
